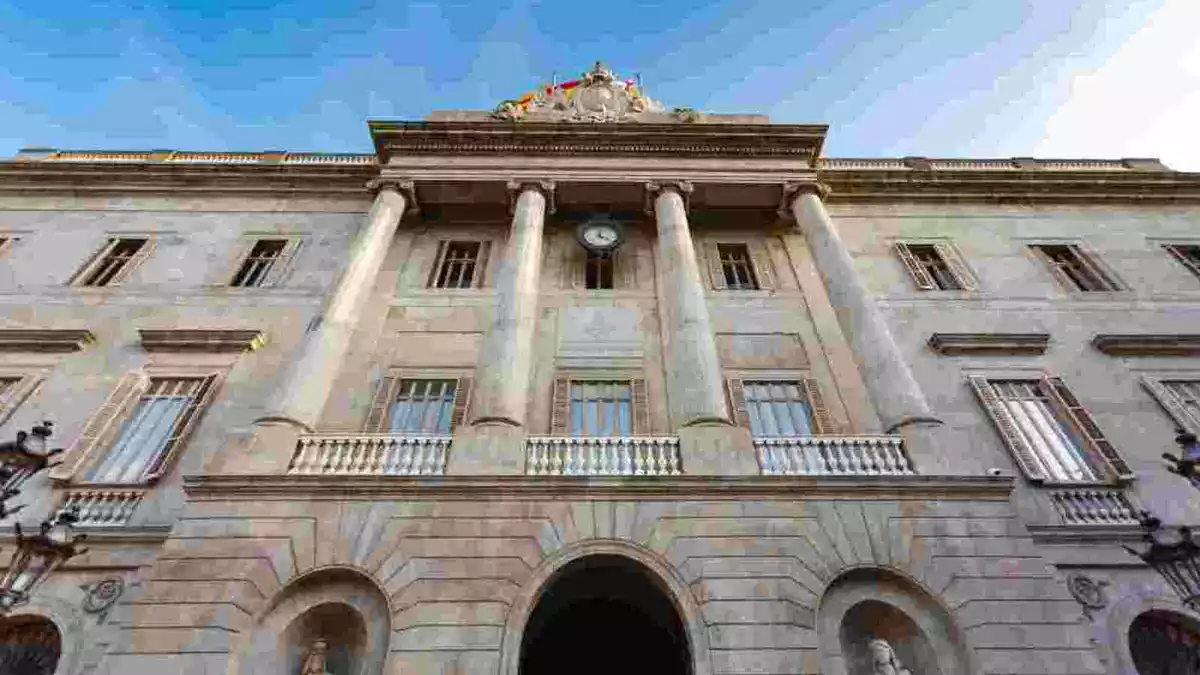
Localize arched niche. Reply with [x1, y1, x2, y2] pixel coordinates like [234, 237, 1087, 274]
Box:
[500, 540, 711, 675]
[229, 567, 391, 675]
[818, 567, 978, 675]
[0, 614, 62, 675]
[1128, 610, 1200, 675]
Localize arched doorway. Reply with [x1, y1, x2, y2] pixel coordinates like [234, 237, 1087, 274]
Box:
[1130, 610, 1200, 675]
[0, 615, 61, 675]
[519, 554, 691, 675]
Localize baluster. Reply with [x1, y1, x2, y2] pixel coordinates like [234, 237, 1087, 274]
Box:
[634, 441, 648, 476]
[846, 439, 865, 475]
[754, 441, 769, 475]
[437, 438, 450, 474]
[528, 439, 542, 475]
[119, 492, 137, 523]
[424, 438, 441, 475]
[365, 438, 381, 474]
[349, 439, 366, 474]
[618, 439, 631, 475]
[597, 438, 610, 475]
[670, 439, 683, 474]
[396, 439, 413, 474]
[550, 439, 565, 475]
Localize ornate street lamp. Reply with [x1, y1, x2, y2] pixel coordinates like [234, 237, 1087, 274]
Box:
[0, 422, 86, 613]
[1125, 514, 1200, 612]
[1162, 428, 1200, 487]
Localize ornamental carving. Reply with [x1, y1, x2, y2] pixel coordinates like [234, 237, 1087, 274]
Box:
[492, 62, 668, 123]
[82, 577, 125, 615]
[1066, 572, 1108, 610]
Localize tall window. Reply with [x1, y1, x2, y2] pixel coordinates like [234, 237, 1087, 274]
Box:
[741, 381, 814, 437]
[894, 242, 974, 290]
[569, 381, 633, 436]
[1165, 243, 1200, 280]
[230, 238, 289, 287]
[86, 376, 215, 484]
[1030, 244, 1121, 292]
[716, 244, 759, 290]
[75, 238, 150, 287]
[584, 250, 614, 290]
[1164, 381, 1200, 424]
[388, 379, 458, 434]
[430, 241, 487, 289]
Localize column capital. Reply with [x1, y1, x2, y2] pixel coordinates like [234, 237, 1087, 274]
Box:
[507, 179, 556, 215]
[778, 181, 831, 216]
[644, 180, 694, 214]
[366, 177, 419, 213]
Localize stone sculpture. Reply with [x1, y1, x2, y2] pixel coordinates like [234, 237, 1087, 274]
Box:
[300, 639, 333, 675]
[868, 638, 914, 675]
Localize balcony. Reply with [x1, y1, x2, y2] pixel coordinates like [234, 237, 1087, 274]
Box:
[753, 435, 914, 476]
[287, 434, 451, 476]
[56, 487, 145, 526]
[526, 436, 682, 476]
[1049, 486, 1141, 526]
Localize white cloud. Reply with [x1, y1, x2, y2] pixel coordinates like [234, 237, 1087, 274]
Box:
[1035, 0, 1200, 170]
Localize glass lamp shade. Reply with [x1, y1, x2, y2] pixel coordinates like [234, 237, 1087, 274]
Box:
[1127, 517, 1200, 611]
[0, 510, 86, 611]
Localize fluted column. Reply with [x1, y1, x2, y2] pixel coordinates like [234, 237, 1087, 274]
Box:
[649, 181, 731, 428]
[263, 179, 412, 431]
[787, 183, 950, 470]
[469, 181, 551, 428]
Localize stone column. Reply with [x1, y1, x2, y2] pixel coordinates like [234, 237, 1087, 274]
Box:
[786, 183, 950, 471]
[649, 181, 757, 475]
[449, 181, 550, 474]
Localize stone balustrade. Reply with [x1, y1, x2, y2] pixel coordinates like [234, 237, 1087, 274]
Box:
[526, 437, 682, 476]
[1049, 487, 1142, 526]
[288, 434, 451, 476]
[753, 436, 914, 476]
[57, 488, 144, 526]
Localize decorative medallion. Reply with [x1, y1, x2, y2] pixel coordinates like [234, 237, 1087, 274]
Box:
[1066, 572, 1108, 610]
[82, 577, 124, 615]
[492, 61, 669, 123]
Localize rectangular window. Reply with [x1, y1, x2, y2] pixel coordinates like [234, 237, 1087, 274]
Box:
[895, 242, 973, 290]
[1165, 244, 1200, 279]
[75, 238, 151, 287]
[388, 379, 458, 434]
[584, 250, 614, 290]
[742, 381, 815, 437]
[86, 376, 215, 484]
[431, 241, 486, 289]
[716, 244, 760, 290]
[1031, 244, 1121, 292]
[230, 239, 289, 287]
[569, 381, 633, 436]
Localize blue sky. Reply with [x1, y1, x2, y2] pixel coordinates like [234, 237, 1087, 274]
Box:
[1, 0, 1196, 168]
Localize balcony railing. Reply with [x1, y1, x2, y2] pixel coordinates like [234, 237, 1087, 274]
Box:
[526, 436, 682, 476]
[1049, 487, 1141, 526]
[288, 434, 451, 476]
[57, 487, 144, 526]
[753, 436, 914, 476]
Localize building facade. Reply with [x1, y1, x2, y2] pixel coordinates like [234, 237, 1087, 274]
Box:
[1, 64, 1200, 675]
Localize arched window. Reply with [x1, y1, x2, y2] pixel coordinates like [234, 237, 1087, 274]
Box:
[1130, 610, 1200, 675]
[0, 615, 61, 675]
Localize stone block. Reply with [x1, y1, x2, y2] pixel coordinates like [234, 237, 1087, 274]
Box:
[677, 423, 758, 475]
[445, 424, 526, 474]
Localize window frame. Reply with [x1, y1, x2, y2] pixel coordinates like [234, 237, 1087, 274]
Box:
[0, 372, 44, 429]
[1164, 243, 1200, 281]
[550, 373, 649, 436]
[1028, 242, 1124, 293]
[428, 240, 491, 290]
[362, 371, 473, 435]
[70, 236, 156, 288]
[227, 235, 304, 288]
[893, 240, 978, 292]
[726, 375, 837, 437]
[1142, 374, 1200, 436]
[703, 239, 776, 292]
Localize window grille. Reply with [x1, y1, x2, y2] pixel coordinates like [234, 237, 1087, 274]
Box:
[1165, 244, 1200, 279]
[569, 381, 633, 436]
[431, 241, 485, 289]
[717, 244, 759, 290]
[230, 239, 288, 287]
[388, 379, 458, 434]
[77, 238, 150, 287]
[1031, 244, 1120, 292]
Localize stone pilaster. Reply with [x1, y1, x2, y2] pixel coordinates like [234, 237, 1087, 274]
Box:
[785, 182, 952, 472]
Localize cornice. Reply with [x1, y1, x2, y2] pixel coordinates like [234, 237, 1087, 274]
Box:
[182, 473, 1015, 501]
[0, 329, 95, 353]
[929, 332, 1051, 356]
[138, 328, 267, 353]
[1091, 333, 1200, 356]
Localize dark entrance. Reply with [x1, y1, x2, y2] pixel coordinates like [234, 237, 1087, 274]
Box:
[0, 616, 61, 675]
[520, 555, 691, 675]
[1130, 610, 1200, 675]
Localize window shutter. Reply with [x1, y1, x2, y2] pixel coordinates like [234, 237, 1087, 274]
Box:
[894, 243, 937, 290]
[266, 238, 304, 287]
[1165, 244, 1200, 278]
[427, 241, 448, 288]
[967, 376, 1048, 482]
[142, 374, 221, 481]
[52, 371, 149, 481]
[801, 378, 837, 435]
[472, 241, 492, 288]
[751, 242, 775, 291]
[109, 238, 156, 286]
[550, 376, 571, 434]
[1142, 375, 1200, 434]
[450, 376, 473, 430]
[630, 378, 649, 435]
[0, 374, 44, 428]
[363, 375, 401, 433]
[726, 378, 750, 428]
[1043, 376, 1134, 482]
[705, 242, 727, 290]
[933, 242, 977, 291]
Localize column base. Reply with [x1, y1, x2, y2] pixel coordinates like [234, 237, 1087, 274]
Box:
[203, 417, 307, 475]
[677, 423, 759, 476]
[446, 423, 526, 475]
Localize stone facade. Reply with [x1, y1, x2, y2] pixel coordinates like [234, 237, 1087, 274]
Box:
[1, 71, 1199, 675]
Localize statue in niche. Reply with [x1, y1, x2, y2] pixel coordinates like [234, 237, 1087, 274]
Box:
[299, 639, 333, 675]
[868, 639, 914, 675]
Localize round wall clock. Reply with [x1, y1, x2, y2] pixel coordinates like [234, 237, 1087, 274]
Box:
[576, 217, 625, 256]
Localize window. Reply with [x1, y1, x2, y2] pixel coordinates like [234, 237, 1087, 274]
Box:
[230, 238, 297, 287]
[894, 242, 976, 291]
[550, 377, 648, 436]
[1030, 244, 1121, 292]
[1143, 376, 1200, 434]
[1165, 244, 1200, 280]
[430, 241, 489, 289]
[74, 238, 151, 287]
[363, 376, 471, 434]
[969, 376, 1133, 484]
[583, 250, 614, 290]
[0, 374, 42, 428]
[727, 378, 836, 436]
[84, 375, 218, 484]
[715, 244, 759, 290]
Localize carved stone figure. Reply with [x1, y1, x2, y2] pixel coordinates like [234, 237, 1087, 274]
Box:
[868, 639, 913, 675]
[491, 61, 667, 122]
[300, 639, 333, 675]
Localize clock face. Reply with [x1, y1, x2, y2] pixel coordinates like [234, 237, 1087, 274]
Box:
[578, 219, 624, 252]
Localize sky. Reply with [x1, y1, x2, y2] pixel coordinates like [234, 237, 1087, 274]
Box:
[0, 0, 1196, 169]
